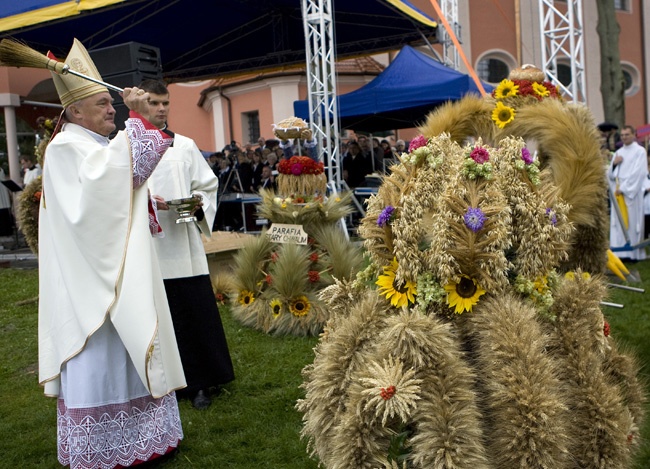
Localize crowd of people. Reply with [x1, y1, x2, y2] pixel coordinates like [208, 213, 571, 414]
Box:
[206, 133, 409, 231]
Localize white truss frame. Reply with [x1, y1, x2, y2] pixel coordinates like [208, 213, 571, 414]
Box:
[301, 0, 342, 192]
[539, 0, 586, 103]
[440, 0, 460, 70]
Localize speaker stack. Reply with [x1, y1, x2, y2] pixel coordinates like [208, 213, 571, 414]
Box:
[89, 42, 163, 132]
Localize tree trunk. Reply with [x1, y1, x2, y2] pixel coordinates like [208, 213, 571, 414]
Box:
[596, 0, 625, 128]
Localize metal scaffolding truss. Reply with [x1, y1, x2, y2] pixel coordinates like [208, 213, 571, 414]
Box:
[539, 0, 586, 103]
[440, 0, 460, 70]
[301, 0, 342, 192]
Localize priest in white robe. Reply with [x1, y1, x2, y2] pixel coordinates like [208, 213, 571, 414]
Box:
[607, 125, 648, 261]
[142, 79, 234, 410]
[37, 39, 186, 468]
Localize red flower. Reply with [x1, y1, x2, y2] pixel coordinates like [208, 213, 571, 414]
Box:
[265, 274, 272, 285]
[308, 270, 320, 282]
[380, 385, 396, 400]
[309, 252, 319, 263]
[603, 321, 610, 337]
[33, 191, 42, 201]
[271, 252, 279, 262]
[408, 135, 427, 152]
[291, 163, 303, 175]
[470, 147, 490, 164]
[278, 156, 324, 175]
[294, 196, 305, 203]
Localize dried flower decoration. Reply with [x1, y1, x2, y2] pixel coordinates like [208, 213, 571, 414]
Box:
[546, 207, 557, 226]
[270, 298, 282, 318]
[463, 207, 487, 232]
[470, 147, 490, 164]
[377, 205, 396, 227]
[493, 79, 519, 99]
[376, 258, 417, 308]
[443, 275, 486, 314]
[359, 357, 422, 426]
[492, 101, 515, 128]
[408, 135, 428, 152]
[289, 295, 311, 316]
[380, 385, 396, 400]
[238, 290, 255, 306]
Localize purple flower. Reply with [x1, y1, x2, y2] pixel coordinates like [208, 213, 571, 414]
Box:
[408, 135, 428, 152]
[291, 163, 303, 175]
[470, 147, 490, 164]
[463, 207, 486, 232]
[521, 147, 533, 165]
[546, 208, 557, 225]
[377, 206, 395, 227]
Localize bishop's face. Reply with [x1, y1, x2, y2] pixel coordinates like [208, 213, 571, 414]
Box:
[73, 92, 116, 137]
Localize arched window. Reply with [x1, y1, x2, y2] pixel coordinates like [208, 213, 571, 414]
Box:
[475, 51, 517, 84]
[621, 62, 640, 96]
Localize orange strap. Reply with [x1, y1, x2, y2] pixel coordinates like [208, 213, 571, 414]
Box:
[428, 0, 487, 96]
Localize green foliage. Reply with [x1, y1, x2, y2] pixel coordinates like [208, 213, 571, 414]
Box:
[2, 259, 650, 468]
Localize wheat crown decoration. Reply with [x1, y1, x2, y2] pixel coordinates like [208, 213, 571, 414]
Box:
[0, 39, 123, 93]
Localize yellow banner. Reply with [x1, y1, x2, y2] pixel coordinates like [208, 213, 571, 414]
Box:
[0, 0, 126, 33]
[384, 0, 438, 28]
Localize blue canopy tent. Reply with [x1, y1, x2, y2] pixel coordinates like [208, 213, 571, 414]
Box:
[294, 45, 493, 132]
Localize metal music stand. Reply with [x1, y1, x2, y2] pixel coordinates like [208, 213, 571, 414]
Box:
[1, 180, 24, 249]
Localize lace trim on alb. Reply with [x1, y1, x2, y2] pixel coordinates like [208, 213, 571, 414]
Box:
[57, 393, 182, 469]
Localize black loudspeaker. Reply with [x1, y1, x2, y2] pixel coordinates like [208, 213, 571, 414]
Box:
[89, 43, 163, 133]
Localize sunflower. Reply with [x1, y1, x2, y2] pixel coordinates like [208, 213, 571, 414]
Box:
[375, 258, 417, 308]
[289, 295, 311, 317]
[238, 290, 255, 306]
[270, 298, 283, 318]
[494, 79, 519, 99]
[532, 82, 550, 98]
[491, 102, 515, 128]
[443, 275, 486, 314]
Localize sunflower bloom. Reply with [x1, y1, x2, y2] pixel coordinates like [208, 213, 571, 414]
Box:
[238, 290, 255, 306]
[289, 295, 311, 317]
[444, 275, 486, 314]
[532, 82, 550, 98]
[494, 79, 519, 99]
[270, 298, 282, 319]
[375, 258, 417, 308]
[492, 102, 515, 128]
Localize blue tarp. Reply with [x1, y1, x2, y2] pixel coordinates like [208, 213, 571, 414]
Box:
[294, 45, 493, 131]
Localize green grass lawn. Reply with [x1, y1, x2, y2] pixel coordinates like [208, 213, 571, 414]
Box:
[1, 261, 649, 468]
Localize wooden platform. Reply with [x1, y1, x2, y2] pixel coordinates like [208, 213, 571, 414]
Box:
[202, 230, 256, 276]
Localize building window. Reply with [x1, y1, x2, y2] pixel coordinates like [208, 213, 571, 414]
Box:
[242, 111, 260, 145]
[556, 63, 572, 88]
[614, 0, 629, 11]
[477, 57, 509, 84]
[475, 51, 516, 84]
[621, 62, 640, 96]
